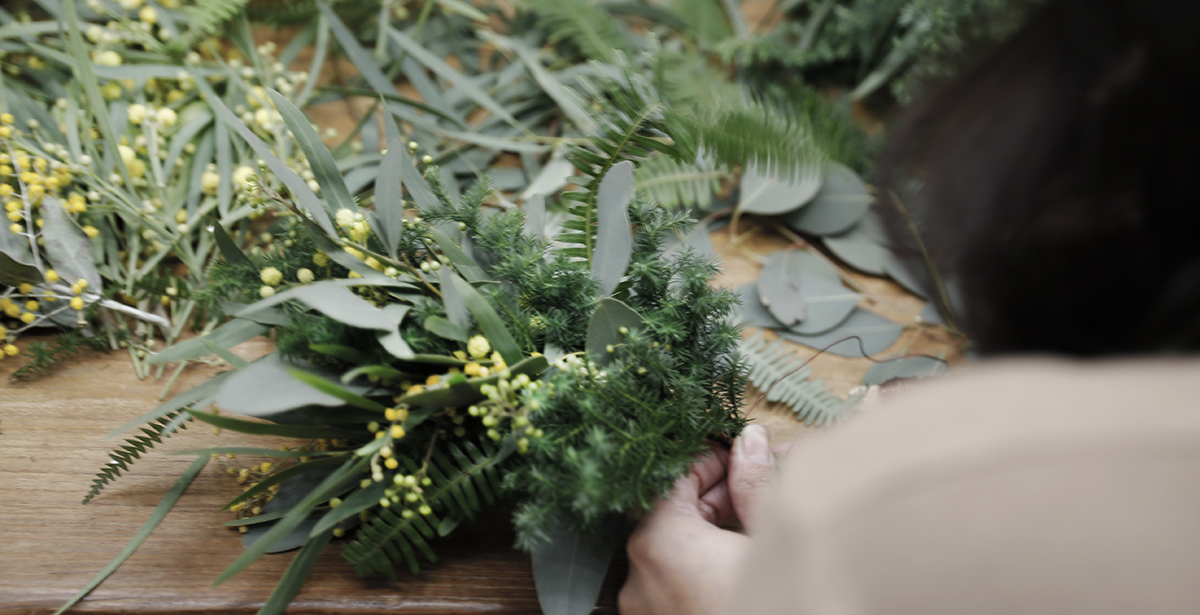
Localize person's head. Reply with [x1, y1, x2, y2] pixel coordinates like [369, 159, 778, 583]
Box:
[879, 0, 1200, 355]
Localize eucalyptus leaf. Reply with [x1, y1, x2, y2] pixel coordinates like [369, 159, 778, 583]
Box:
[451, 272, 523, 366]
[377, 329, 416, 360]
[778, 309, 905, 358]
[292, 284, 396, 331]
[520, 154, 575, 201]
[194, 77, 335, 236]
[779, 162, 872, 236]
[784, 274, 860, 336]
[593, 161, 634, 297]
[375, 141, 406, 259]
[287, 368, 389, 413]
[439, 265, 470, 329]
[734, 283, 783, 328]
[531, 515, 623, 615]
[823, 230, 890, 276]
[39, 195, 101, 289]
[387, 29, 522, 131]
[737, 162, 823, 216]
[586, 298, 645, 366]
[214, 353, 377, 417]
[425, 315, 469, 342]
[269, 88, 354, 217]
[862, 356, 948, 386]
[523, 193, 546, 241]
[0, 248, 41, 284]
[756, 250, 809, 327]
[147, 318, 267, 364]
[214, 456, 368, 585]
[212, 224, 252, 268]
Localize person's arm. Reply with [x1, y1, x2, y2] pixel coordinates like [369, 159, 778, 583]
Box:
[619, 425, 784, 615]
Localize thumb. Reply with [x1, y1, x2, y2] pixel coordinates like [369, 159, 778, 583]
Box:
[728, 424, 776, 532]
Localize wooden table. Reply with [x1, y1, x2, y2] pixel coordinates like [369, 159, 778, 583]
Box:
[0, 228, 958, 614]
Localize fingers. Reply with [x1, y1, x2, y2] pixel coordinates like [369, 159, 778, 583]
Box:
[697, 479, 736, 527]
[728, 424, 776, 533]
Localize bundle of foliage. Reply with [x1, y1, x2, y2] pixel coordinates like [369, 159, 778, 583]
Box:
[0, 0, 338, 379]
[63, 67, 745, 612]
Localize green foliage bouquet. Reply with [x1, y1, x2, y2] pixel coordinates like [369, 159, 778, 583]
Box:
[67, 66, 746, 611]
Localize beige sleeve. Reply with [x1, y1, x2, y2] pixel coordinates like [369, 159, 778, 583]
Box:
[726, 357, 1200, 615]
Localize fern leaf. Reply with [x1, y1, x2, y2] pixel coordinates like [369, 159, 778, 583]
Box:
[82, 411, 191, 504]
[340, 438, 509, 580]
[667, 99, 828, 181]
[739, 334, 864, 426]
[558, 69, 681, 264]
[167, 0, 253, 55]
[527, 0, 628, 64]
[634, 154, 727, 209]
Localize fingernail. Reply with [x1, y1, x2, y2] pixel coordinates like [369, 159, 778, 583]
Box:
[739, 424, 772, 465]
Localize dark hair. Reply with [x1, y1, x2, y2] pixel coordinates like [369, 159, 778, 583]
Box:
[879, 0, 1200, 355]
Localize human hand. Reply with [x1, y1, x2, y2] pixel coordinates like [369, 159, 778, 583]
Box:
[619, 425, 785, 615]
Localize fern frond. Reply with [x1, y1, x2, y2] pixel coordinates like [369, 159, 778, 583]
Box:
[739, 333, 864, 426]
[558, 69, 681, 263]
[526, 0, 627, 64]
[82, 411, 191, 504]
[341, 438, 509, 580]
[167, 0, 252, 55]
[667, 98, 828, 181]
[634, 154, 727, 210]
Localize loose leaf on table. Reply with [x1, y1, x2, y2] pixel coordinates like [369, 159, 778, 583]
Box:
[40, 195, 101, 289]
[756, 249, 811, 327]
[778, 309, 905, 358]
[862, 356, 948, 386]
[214, 353, 378, 417]
[734, 283, 783, 329]
[823, 228, 891, 276]
[783, 274, 860, 336]
[779, 162, 873, 236]
[737, 161, 823, 216]
[52, 456, 209, 615]
[531, 514, 624, 615]
[593, 161, 634, 297]
[147, 318, 268, 364]
[449, 271, 523, 366]
[586, 298, 645, 366]
[268, 88, 356, 217]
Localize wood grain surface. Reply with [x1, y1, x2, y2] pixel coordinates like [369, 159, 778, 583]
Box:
[0, 228, 959, 614]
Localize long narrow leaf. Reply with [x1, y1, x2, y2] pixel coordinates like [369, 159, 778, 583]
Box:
[257, 529, 334, 615]
[53, 456, 209, 615]
[188, 409, 357, 440]
[213, 456, 369, 586]
[286, 368, 389, 413]
[268, 88, 356, 216]
[449, 272, 522, 366]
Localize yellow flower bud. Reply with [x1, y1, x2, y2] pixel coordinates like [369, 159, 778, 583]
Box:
[467, 335, 490, 359]
[70, 297, 84, 311]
